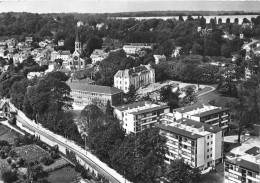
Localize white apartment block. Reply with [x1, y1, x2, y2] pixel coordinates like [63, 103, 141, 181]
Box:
[114, 101, 170, 134]
[156, 118, 223, 170]
[224, 145, 260, 183]
[166, 103, 230, 131]
[114, 64, 155, 93]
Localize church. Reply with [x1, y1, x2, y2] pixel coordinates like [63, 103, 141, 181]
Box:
[67, 26, 86, 70]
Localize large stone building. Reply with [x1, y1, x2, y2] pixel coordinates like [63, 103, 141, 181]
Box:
[156, 118, 223, 170]
[114, 64, 155, 93]
[162, 103, 230, 132]
[66, 81, 123, 108]
[123, 43, 153, 55]
[114, 101, 170, 134]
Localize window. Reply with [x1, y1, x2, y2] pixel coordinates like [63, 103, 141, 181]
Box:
[207, 143, 209, 146]
[211, 135, 213, 138]
[207, 136, 209, 139]
[207, 155, 209, 158]
[210, 154, 212, 157]
[210, 148, 212, 151]
[207, 149, 209, 152]
[211, 141, 213, 144]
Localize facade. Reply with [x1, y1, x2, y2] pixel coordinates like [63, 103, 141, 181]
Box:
[165, 103, 230, 131]
[25, 37, 33, 44]
[123, 43, 153, 55]
[224, 146, 260, 183]
[51, 50, 71, 61]
[114, 101, 170, 134]
[67, 27, 85, 69]
[114, 64, 155, 93]
[66, 81, 123, 108]
[58, 40, 65, 47]
[90, 49, 109, 64]
[156, 118, 223, 170]
[153, 54, 166, 64]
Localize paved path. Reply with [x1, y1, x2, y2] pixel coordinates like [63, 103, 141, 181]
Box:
[0, 120, 25, 135]
[197, 86, 216, 97]
[8, 110, 123, 183]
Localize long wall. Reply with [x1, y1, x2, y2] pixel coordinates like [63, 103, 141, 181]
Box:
[7, 101, 131, 183]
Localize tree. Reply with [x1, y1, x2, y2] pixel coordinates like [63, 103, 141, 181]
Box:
[160, 85, 180, 105]
[110, 128, 168, 183]
[125, 85, 138, 104]
[167, 159, 201, 183]
[183, 86, 197, 104]
[105, 100, 114, 116]
[1, 170, 18, 183]
[221, 44, 231, 58]
[179, 15, 184, 21]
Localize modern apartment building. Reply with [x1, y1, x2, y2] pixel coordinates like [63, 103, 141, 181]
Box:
[114, 64, 155, 93]
[164, 103, 230, 131]
[156, 118, 223, 170]
[66, 81, 123, 108]
[114, 101, 170, 134]
[224, 146, 260, 183]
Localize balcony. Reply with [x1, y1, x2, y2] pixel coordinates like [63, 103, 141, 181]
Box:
[205, 117, 219, 123]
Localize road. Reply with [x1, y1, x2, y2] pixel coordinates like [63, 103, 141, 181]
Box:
[14, 113, 123, 183]
[197, 86, 216, 97]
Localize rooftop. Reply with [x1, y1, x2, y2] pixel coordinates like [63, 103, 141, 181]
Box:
[66, 82, 123, 95]
[70, 78, 95, 84]
[192, 107, 230, 117]
[124, 103, 169, 115]
[114, 101, 150, 111]
[156, 123, 203, 140]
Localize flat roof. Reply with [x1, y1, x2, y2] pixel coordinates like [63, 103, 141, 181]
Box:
[129, 105, 169, 115]
[66, 82, 123, 95]
[193, 107, 230, 117]
[174, 103, 206, 113]
[225, 158, 260, 173]
[156, 123, 203, 140]
[176, 118, 222, 133]
[245, 147, 260, 156]
[114, 101, 149, 111]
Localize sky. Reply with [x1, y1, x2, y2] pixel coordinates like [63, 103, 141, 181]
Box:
[0, 0, 260, 14]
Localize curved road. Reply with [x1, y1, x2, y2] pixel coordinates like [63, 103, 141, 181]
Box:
[14, 112, 123, 183]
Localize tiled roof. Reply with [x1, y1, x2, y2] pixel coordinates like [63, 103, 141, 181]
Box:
[66, 82, 123, 95]
[155, 123, 203, 139]
[114, 101, 150, 111]
[175, 118, 222, 133]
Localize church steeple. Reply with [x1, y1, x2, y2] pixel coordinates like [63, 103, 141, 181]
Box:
[75, 26, 81, 52]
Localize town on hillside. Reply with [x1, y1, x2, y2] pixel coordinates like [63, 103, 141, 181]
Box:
[0, 9, 260, 183]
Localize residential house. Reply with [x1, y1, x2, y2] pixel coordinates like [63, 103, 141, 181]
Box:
[58, 40, 65, 47]
[123, 43, 153, 55]
[39, 41, 48, 48]
[153, 54, 166, 64]
[25, 37, 33, 44]
[90, 49, 109, 64]
[27, 72, 45, 80]
[51, 50, 71, 61]
[114, 64, 155, 93]
[172, 47, 182, 57]
[114, 101, 170, 134]
[156, 118, 223, 169]
[0, 40, 7, 49]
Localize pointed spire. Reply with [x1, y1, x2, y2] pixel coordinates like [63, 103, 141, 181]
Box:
[75, 26, 79, 43]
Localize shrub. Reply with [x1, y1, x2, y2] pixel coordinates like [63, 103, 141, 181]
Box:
[8, 149, 16, 158]
[0, 150, 5, 159]
[81, 169, 91, 180]
[10, 162, 16, 169]
[1, 170, 18, 183]
[6, 157, 12, 164]
[16, 157, 25, 167]
[75, 163, 84, 172]
[0, 140, 9, 146]
[39, 156, 54, 166]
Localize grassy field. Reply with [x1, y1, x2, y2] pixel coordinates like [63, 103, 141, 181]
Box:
[13, 144, 49, 163]
[197, 89, 237, 108]
[0, 158, 10, 180]
[47, 165, 79, 183]
[0, 124, 22, 144]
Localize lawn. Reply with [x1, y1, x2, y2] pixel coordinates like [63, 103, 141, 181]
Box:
[196, 87, 213, 96]
[47, 165, 80, 183]
[197, 89, 237, 107]
[0, 124, 22, 144]
[13, 144, 49, 163]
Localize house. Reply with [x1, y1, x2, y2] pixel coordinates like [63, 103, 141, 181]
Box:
[77, 21, 84, 27]
[39, 41, 48, 48]
[156, 118, 223, 169]
[69, 77, 95, 85]
[162, 103, 230, 131]
[90, 49, 109, 64]
[242, 40, 260, 51]
[96, 23, 104, 30]
[6, 38, 18, 48]
[51, 50, 71, 61]
[123, 43, 153, 55]
[58, 40, 65, 47]
[0, 40, 7, 49]
[222, 31, 236, 40]
[114, 64, 155, 93]
[153, 54, 166, 64]
[172, 47, 182, 57]
[25, 37, 33, 44]
[114, 101, 170, 134]
[27, 72, 45, 80]
[253, 46, 260, 56]
[66, 81, 123, 108]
